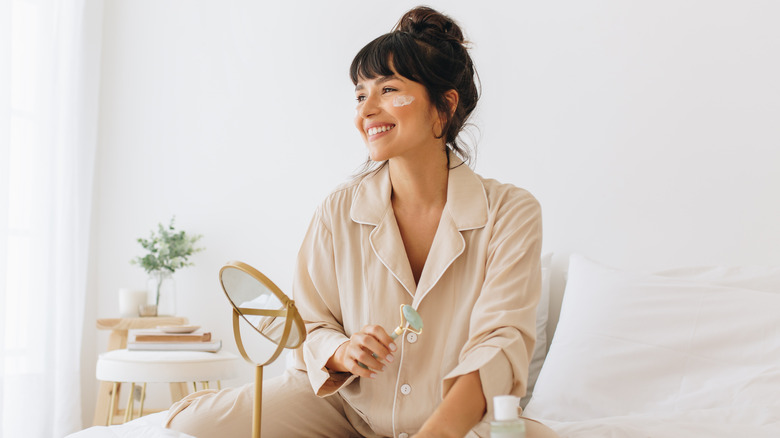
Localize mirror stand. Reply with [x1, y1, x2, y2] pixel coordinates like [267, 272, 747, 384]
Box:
[231, 304, 296, 438]
[220, 261, 305, 438]
[253, 364, 262, 438]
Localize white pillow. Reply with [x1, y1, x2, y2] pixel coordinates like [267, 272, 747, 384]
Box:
[520, 252, 553, 408]
[524, 254, 780, 422]
[654, 264, 780, 293]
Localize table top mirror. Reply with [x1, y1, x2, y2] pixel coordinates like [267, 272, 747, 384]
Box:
[218, 260, 306, 438]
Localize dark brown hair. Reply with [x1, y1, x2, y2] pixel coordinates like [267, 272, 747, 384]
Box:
[350, 6, 480, 169]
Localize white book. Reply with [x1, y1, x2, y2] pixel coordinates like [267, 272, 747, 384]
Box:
[128, 328, 212, 343]
[127, 339, 222, 353]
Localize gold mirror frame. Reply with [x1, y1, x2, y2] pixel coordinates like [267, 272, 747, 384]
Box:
[218, 261, 306, 438]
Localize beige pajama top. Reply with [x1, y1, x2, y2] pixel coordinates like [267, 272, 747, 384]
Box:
[291, 161, 542, 437]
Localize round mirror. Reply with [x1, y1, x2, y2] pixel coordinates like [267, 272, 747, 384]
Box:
[219, 261, 305, 349]
[219, 261, 307, 438]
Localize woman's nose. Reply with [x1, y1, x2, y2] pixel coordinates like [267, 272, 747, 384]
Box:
[358, 94, 380, 118]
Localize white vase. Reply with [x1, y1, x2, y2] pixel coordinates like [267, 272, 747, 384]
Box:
[147, 270, 177, 316]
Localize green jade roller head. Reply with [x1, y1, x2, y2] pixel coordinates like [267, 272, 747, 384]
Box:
[390, 304, 423, 340]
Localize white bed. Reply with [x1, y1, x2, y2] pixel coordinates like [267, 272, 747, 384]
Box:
[69, 254, 780, 437]
[70, 411, 191, 438]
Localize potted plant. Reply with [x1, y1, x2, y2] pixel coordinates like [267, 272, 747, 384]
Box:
[131, 217, 204, 316]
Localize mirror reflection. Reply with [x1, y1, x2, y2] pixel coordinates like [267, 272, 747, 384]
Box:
[220, 264, 303, 347]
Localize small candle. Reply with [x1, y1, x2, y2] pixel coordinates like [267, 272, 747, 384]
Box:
[119, 289, 148, 317]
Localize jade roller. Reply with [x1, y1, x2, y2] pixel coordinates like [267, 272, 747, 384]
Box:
[390, 304, 423, 339]
[359, 304, 423, 369]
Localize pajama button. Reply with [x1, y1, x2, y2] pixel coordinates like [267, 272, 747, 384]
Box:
[399, 433, 409, 438]
[400, 384, 412, 395]
[406, 332, 417, 343]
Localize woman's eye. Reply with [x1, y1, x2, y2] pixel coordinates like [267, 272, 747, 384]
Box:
[356, 95, 366, 103]
[382, 87, 397, 94]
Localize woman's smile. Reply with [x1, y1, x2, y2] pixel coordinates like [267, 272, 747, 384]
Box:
[365, 123, 396, 139]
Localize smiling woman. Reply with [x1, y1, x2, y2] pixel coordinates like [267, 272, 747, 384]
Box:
[166, 6, 557, 438]
[350, 7, 479, 173]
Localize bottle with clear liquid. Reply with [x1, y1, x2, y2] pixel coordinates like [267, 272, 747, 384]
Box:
[490, 395, 526, 438]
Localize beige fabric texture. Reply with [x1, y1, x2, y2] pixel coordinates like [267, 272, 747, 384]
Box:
[291, 162, 543, 436]
[167, 161, 550, 437]
[165, 368, 557, 438]
[166, 368, 380, 437]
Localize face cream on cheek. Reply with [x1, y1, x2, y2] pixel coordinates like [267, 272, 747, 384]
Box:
[393, 95, 415, 107]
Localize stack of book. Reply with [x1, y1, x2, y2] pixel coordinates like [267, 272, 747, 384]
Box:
[127, 328, 222, 353]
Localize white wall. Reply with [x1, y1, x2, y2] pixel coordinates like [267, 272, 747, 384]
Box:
[81, 0, 780, 427]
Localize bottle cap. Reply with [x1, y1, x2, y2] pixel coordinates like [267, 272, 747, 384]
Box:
[493, 395, 520, 421]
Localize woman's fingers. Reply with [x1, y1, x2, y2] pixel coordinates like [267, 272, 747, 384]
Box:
[342, 325, 397, 378]
[349, 334, 385, 370]
[357, 328, 395, 363]
[363, 325, 397, 357]
[349, 346, 384, 376]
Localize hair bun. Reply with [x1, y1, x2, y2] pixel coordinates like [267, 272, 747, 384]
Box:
[394, 6, 465, 44]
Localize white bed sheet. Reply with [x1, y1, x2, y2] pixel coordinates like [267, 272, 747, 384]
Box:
[545, 408, 780, 438]
[68, 408, 780, 437]
[66, 411, 193, 438]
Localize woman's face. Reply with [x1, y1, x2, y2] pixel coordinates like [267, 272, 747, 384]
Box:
[354, 71, 443, 163]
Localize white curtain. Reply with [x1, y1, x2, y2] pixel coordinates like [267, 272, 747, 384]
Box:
[1, 0, 103, 436]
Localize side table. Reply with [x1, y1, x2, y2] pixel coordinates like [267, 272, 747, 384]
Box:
[96, 349, 241, 425]
[92, 316, 188, 426]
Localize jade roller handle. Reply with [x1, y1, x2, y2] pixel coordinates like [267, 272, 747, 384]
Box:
[358, 305, 423, 369]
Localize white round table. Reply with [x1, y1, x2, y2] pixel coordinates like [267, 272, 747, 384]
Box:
[96, 349, 242, 425]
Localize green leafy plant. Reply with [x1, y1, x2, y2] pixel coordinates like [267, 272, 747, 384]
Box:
[131, 217, 204, 306]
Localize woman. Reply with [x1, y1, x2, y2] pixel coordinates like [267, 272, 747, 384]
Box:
[167, 6, 558, 438]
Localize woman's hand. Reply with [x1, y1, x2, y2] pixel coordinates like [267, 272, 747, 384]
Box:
[326, 325, 397, 379]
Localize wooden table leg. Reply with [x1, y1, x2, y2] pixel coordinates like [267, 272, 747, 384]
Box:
[93, 330, 126, 426]
[93, 381, 118, 426]
[124, 383, 136, 423]
[139, 383, 147, 417]
[107, 382, 118, 426]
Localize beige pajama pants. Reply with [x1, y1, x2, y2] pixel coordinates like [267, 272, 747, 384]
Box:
[165, 368, 559, 438]
[165, 368, 380, 438]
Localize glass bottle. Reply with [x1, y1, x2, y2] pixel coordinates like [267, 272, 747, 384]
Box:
[490, 395, 525, 438]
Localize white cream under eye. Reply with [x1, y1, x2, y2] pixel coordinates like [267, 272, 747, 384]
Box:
[393, 95, 415, 107]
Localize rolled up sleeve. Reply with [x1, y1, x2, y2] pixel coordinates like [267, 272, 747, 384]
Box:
[442, 195, 542, 417]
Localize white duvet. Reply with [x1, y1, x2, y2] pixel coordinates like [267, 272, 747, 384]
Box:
[71, 408, 780, 438]
[67, 412, 193, 438]
[543, 409, 780, 438]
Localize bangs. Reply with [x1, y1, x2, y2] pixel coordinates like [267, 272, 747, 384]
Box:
[350, 33, 423, 84]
